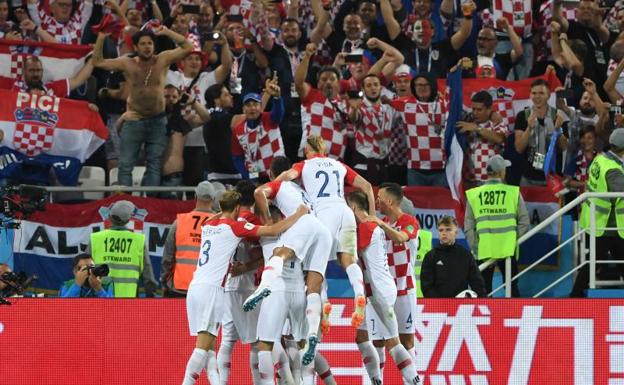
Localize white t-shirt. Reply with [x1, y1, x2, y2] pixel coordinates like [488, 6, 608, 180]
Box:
[166, 70, 217, 147]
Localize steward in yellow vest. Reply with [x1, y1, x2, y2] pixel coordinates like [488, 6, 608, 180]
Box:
[572, 128, 624, 296]
[464, 155, 530, 297]
[161, 182, 219, 297]
[89, 200, 157, 298]
[414, 229, 432, 298]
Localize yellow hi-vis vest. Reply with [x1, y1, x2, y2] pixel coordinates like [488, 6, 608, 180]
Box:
[580, 153, 624, 237]
[91, 229, 145, 297]
[465, 183, 519, 260]
[414, 229, 432, 298]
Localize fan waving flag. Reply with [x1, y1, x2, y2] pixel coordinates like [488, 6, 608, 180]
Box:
[0, 39, 91, 82]
[444, 67, 467, 226]
[437, 70, 561, 132]
[0, 89, 107, 185]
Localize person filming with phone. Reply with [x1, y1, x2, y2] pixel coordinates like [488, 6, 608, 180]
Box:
[59, 254, 113, 298]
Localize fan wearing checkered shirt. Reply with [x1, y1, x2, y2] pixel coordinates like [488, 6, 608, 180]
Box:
[295, 43, 353, 160]
[231, 78, 285, 181]
[348, 74, 397, 185]
[0, 55, 94, 98]
[457, 90, 510, 188]
[388, 73, 449, 187]
[26, 0, 93, 44]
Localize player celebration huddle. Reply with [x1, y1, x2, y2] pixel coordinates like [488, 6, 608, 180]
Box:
[182, 135, 421, 385]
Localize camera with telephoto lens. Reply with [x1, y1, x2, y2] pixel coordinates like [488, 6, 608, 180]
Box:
[1, 185, 48, 229]
[0, 271, 37, 305]
[86, 264, 110, 278]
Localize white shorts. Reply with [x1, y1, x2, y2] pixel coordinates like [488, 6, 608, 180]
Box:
[395, 290, 417, 334]
[315, 205, 357, 260]
[277, 214, 332, 276]
[186, 283, 224, 336]
[357, 294, 399, 340]
[257, 290, 307, 343]
[221, 290, 260, 343]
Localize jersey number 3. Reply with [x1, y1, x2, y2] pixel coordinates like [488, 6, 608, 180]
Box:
[198, 240, 211, 266]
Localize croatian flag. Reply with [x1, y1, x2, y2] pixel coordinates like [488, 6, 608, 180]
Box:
[444, 67, 466, 225]
[0, 89, 107, 185]
[0, 39, 91, 82]
[444, 70, 562, 131]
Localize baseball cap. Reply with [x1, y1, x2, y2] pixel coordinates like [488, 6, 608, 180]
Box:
[243, 93, 262, 104]
[486, 155, 512, 173]
[610, 128, 624, 149]
[393, 64, 413, 79]
[195, 181, 217, 201]
[110, 200, 135, 224]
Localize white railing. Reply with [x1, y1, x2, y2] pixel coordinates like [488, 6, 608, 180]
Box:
[478, 192, 624, 297]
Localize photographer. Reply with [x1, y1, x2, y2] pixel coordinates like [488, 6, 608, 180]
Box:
[0, 263, 11, 298]
[59, 254, 113, 298]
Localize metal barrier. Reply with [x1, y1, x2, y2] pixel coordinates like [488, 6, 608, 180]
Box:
[42, 186, 199, 201]
[478, 192, 624, 297]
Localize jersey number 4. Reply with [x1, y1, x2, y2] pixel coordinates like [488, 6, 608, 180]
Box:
[316, 170, 341, 198]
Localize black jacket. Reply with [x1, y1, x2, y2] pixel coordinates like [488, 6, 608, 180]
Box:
[421, 242, 487, 298]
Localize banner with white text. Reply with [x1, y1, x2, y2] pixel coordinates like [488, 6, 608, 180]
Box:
[13, 187, 560, 292]
[0, 299, 621, 385]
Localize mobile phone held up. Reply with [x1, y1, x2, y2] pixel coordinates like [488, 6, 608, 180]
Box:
[181, 4, 200, 14]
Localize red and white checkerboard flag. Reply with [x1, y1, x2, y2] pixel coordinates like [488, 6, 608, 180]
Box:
[0, 39, 91, 83]
[444, 70, 562, 132]
[0, 89, 107, 160]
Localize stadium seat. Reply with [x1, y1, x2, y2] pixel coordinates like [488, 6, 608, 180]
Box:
[78, 166, 106, 200]
[108, 166, 147, 196]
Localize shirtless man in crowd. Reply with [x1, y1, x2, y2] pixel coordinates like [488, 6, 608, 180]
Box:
[92, 28, 192, 189]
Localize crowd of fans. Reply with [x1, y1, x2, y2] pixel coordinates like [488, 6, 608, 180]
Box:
[2, 0, 624, 196]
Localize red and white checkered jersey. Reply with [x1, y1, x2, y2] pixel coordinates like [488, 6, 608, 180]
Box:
[388, 116, 408, 166]
[264, 180, 312, 217]
[383, 213, 419, 296]
[191, 217, 259, 287]
[355, 100, 396, 159]
[390, 96, 448, 171]
[467, 120, 509, 182]
[300, 87, 349, 160]
[225, 209, 262, 291]
[358, 221, 397, 299]
[232, 112, 285, 176]
[492, 0, 532, 39]
[0, 76, 69, 97]
[292, 155, 358, 209]
[28, 1, 93, 44]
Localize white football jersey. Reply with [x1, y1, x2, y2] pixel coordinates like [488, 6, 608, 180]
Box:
[264, 180, 313, 217]
[358, 221, 397, 299]
[191, 217, 259, 287]
[292, 155, 358, 209]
